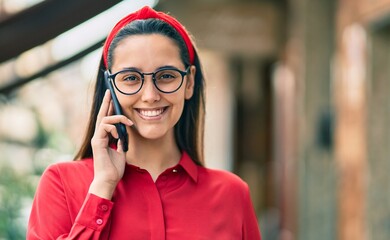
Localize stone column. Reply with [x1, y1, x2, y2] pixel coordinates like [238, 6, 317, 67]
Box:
[334, 22, 368, 240]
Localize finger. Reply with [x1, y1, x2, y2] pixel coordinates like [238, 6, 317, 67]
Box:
[95, 90, 111, 131]
[105, 124, 119, 139]
[117, 139, 123, 153]
[101, 115, 134, 127]
[93, 115, 133, 144]
[108, 100, 114, 116]
[94, 123, 119, 141]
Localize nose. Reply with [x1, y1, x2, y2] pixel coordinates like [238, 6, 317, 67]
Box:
[140, 75, 161, 103]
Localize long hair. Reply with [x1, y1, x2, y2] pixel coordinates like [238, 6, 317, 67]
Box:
[74, 19, 205, 165]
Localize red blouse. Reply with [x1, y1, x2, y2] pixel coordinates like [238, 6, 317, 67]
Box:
[27, 152, 261, 239]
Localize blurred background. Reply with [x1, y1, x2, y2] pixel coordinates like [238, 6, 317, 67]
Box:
[0, 0, 388, 239]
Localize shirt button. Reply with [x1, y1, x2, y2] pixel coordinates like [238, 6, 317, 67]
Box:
[101, 205, 108, 211]
[96, 218, 103, 225]
[172, 169, 178, 173]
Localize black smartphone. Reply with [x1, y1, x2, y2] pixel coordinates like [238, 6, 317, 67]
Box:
[104, 71, 129, 152]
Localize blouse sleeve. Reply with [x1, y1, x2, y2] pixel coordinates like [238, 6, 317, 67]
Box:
[242, 184, 262, 240]
[27, 164, 114, 240]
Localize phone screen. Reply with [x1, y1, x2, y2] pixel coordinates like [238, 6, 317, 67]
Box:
[104, 71, 129, 152]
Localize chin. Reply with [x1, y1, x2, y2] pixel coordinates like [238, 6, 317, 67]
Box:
[135, 126, 171, 140]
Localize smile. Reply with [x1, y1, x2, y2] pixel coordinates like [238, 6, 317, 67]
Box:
[136, 107, 168, 118]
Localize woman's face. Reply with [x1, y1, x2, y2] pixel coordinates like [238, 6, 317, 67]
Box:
[110, 34, 195, 140]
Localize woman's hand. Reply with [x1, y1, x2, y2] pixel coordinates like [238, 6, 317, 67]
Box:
[89, 90, 133, 199]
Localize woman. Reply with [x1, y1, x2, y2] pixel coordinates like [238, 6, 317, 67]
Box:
[27, 6, 261, 240]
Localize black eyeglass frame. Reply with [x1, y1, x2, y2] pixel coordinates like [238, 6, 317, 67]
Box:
[107, 66, 191, 95]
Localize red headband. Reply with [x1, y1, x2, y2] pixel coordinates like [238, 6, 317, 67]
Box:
[103, 6, 195, 68]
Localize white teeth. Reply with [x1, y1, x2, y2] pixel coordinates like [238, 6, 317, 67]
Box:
[139, 108, 164, 117]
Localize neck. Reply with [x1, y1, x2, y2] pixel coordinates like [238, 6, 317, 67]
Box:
[125, 130, 181, 181]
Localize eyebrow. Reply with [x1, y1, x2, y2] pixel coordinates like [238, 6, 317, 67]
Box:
[120, 65, 182, 72]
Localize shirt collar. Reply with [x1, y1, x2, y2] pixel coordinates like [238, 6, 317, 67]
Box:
[178, 151, 198, 183]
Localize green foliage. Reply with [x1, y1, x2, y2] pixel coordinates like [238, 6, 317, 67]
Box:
[0, 165, 37, 239]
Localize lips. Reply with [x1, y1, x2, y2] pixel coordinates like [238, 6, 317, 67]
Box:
[136, 107, 168, 118]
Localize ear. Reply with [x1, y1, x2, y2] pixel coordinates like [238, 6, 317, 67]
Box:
[185, 65, 196, 100]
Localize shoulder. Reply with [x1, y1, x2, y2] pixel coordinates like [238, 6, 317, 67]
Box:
[197, 167, 250, 193]
[39, 158, 94, 191]
[43, 158, 94, 178]
[196, 167, 254, 210]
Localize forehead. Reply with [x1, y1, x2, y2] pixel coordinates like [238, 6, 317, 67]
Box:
[111, 34, 183, 71]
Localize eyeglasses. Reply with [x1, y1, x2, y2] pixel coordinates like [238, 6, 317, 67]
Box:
[108, 66, 190, 95]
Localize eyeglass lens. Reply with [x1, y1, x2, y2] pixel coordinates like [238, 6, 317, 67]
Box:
[114, 68, 186, 94]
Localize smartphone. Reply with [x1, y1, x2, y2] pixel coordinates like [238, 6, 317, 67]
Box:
[104, 71, 129, 152]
